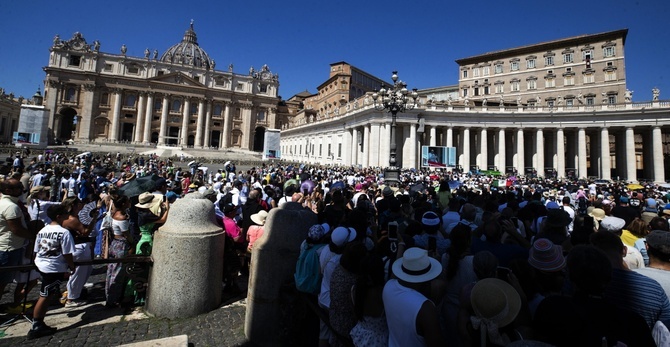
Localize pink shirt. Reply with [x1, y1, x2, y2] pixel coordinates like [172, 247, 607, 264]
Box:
[223, 216, 242, 242]
[246, 225, 265, 250]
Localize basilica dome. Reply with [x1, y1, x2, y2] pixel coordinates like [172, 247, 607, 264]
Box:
[160, 22, 213, 69]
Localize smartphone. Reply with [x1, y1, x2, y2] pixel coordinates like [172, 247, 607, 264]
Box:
[388, 221, 398, 240]
[428, 237, 437, 251]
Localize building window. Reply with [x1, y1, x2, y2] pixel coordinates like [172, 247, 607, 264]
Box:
[586, 96, 595, 105]
[338, 143, 342, 158]
[319, 144, 322, 156]
[462, 88, 468, 97]
[495, 84, 504, 93]
[605, 71, 617, 81]
[260, 84, 268, 93]
[190, 103, 198, 115]
[257, 110, 265, 122]
[527, 59, 536, 69]
[511, 81, 520, 92]
[104, 64, 113, 72]
[495, 64, 503, 74]
[510, 62, 519, 71]
[474, 88, 479, 96]
[545, 78, 555, 88]
[608, 95, 617, 104]
[127, 65, 139, 74]
[473, 68, 480, 77]
[527, 80, 537, 90]
[545, 56, 554, 66]
[171, 100, 181, 112]
[193, 75, 199, 82]
[213, 104, 223, 116]
[462, 70, 468, 78]
[65, 87, 77, 102]
[547, 100, 555, 108]
[483, 86, 490, 95]
[124, 94, 136, 107]
[100, 92, 109, 106]
[483, 66, 490, 76]
[564, 76, 575, 86]
[236, 83, 244, 91]
[154, 99, 162, 111]
[566, 99, 574, 107]
[603, 46, 616, 57]
[563, 53, 574, 63]
[583, 73, 595, 84]
[69, 55, 81, 67]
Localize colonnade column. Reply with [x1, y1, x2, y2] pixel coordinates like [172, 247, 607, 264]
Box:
[370, 124, 381, 167]
[429, 126, 437, 146]
[408, 124, 417, 169]
[516, 129, 524, 175]
[194, 98, 206, 147]
[578, 128, 588, 179]
[109, 90, 122, 141]
[158, 95, 169, 145]
[362, 124, 370, 167]
[462, 128, 470, 173]
[380, 123, 390, 167]
[536, 129, 544, 178]
[351, 127, 359, 166]
[625, 128, 637, 181]
[221, 103, 232, 149]
[498, 129, 506, 173]
[600, 127, 611, 180]
[445, 127, 453, 147]
[556, 128, 565, 178]
[134, 92, 147, 143]
[480, 128, 487, 171]
[143, 92, 154, 143]
[652, 126, 665, 183]
[181, 98, 191, 146]
[343, 128, 352, 166]
[78, 84, 95, 141]
[203, 101, 212, 147]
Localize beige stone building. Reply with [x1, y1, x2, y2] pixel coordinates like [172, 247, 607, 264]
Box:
[42, 23, 280, 150]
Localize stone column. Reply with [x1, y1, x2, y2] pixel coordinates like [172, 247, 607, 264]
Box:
[462, 127, 470, 173]
[109, 90, 122, 141]
[498, 129, 506, 173]
[240, 106, 252, 150]
[194, 98, 206, 147]
[445, 127, 453, 147]
[181, 98, 190, 146]
[351, 127, 359, 166]
[222, 103, 232, 149]
[556, 128, 565, 178]
[408, 123, 417, 169]
[78, 84, 95, 141]
[45, 81, 60, 140]
[578, 128, 588, 179]
[536, 128, 544, 178]
[480, 128, 488, 171]
[652, 126, 665, 183]
[429, 126, 437, 146]
[245, 203, 317, 346]
[516, 129, 524, 175]
[134, 92, 146, 143]
[143, 92, 154, 143]
[625, 127, 636, 182]
[158, 95, 169, 145]
[600, 127, 611, 180]
[380, 123, 390, 167]
[370, 123, 380, 167]
[362, 124, 370, 167]
[146, 194, 224, 319]
[343, 128, 352, 166]
[203, 100, 212, 147]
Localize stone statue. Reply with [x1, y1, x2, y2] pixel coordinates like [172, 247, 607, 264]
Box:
[447, 96, 453, 106]
[53, 34, 60, 46]
[211, 60, 216, 69]
[153, 49, 158, 59]
[93, 40, 100, 51]
[516, 96, 522, 105]
[249, 66, 255, 76]
[364, 95, 371, 106]
[624, 89, 633, 102]
[121, 44, 127, 55]
[145, 48, 150, 58]
[577, 92, 584, 104]
[228, 63, 233, 72]
[499, 95, 504, 106]
[601, 92, 608, 104]
[556, 96, 562, 105]
[653, 87, 660, 101]
[482, 98, 488, 106]
[464, 96, 470, 106]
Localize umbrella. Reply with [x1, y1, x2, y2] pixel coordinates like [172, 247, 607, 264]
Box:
[78, 201, 98, 226]
[301, 180, 316, 194]
[330, 181, 345, 190]
[223, 161, 231, 167]
[75, 152, 91, 158]
[408, 182, 426, 198]
[187, 160, 196, 167]
[626, 183, 644, 190]
[448, 180, 462, 190]
[284, 178, 299, 190]
[119, 174, 161, 197]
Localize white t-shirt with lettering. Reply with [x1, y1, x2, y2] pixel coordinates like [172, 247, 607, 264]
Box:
[34, 224, 75, 273]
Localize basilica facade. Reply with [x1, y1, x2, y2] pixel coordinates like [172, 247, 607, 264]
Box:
[42, 23, 280, 150]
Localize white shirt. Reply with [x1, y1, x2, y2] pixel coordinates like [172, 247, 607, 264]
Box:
[34, 224, 75, 273]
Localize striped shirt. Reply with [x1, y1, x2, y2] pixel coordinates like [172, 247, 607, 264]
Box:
[605, 268, 670, 328]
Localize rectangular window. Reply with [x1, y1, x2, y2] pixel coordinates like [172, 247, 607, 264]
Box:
[527, 59, 536, 69]
[510, 62, 519, 71]
[583, 74, 595, 84]
[128, 66, 139, 74]
[545, 56, 554, 66]
[603, 46, 615, 57]
[483, 66, 490, 76]
[236, 83, 244, 91]
[338, 143, 342, 158]
[511, 81, 520, 92]
[495, 64, 503, 74]
[527, 80, 537, 90]
[495, 84, 504, 93]
[605, 71, 617, 81]
[257, 110, 265, 122]
[563, 53, 573, 63]
[582, 51, 593, 61]
[328, 144, 332, 157]
[547, 100, 555, 108]
[104, 64, 113, 72]
[564, 76, 575, 86]
[462, 89, 468, 97]
[483, 86, 489, 95]
[473, 68, 480, 77]
[608, 95, 616, 104]
[474, 88, 479, 96]
[586, 97, 594, 105]
[462, 70, 468, 78]
[319, 144, 322, 156]
[545, 79, 555, 88]
[260, 84, 268, 93]
[566, 99, 574, 107]
[69, 55, 81, 67]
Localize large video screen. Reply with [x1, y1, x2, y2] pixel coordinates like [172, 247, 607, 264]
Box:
[421, 146, 457, 168]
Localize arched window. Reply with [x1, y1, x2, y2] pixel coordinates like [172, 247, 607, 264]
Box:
[213, 104, 223, 116]
[66, 87, 77, 102]
[124, 94, 136, 107]
[171, 99, 181, 112]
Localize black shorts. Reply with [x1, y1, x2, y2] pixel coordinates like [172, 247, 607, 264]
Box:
[39, 272, 67, 297]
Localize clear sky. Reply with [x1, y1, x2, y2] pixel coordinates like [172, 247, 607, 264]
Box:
[1, 0, 669, 102]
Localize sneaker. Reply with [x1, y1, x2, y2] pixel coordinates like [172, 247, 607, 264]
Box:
[27, 324, 57, 340]
[64, 300, 86, 308]
[6, 302, 33, 314]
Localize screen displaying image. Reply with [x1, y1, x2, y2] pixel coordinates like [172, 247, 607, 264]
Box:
[421, 146, 448, 168]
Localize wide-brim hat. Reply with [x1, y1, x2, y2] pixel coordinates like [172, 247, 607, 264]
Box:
[29, 185, 50, 195]
[599, 216, 626, 232]
[331, 226, 356, 247]
[135, 192, 161, 209]
[470, 278, 522, 328]
[544, 209, 572, 228]
[250, 210, 268, 226]
[392, 247, 442, 284]
[528, 238, 566, 272]
[588, 208, 606, 221]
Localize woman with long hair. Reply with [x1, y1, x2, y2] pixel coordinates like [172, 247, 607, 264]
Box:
[105, 195, 132, 307]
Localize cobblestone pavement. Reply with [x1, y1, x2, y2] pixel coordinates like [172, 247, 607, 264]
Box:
[0, 265, 252, 346]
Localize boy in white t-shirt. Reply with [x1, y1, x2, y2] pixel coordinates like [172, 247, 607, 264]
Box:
[29, 204, 75, 340]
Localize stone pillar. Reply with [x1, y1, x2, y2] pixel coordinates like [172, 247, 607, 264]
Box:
[556, 128, 565, 178]
[143, 92, 154, 143]
[462, 127, 470, 173]
[203, 100, 212, 147]
[195, 98, 206, 147]
[601, 127, 611, 180]
[498, 129, 506, 173]
[429, 126, 437, 146]
[652, 126, 665, 183]
[241, 106, 252, 150]
[222, 103, 232, 149]
[516, 129, 524, 175]
[380, 123, 390, 167]
[536, 128, 544, 178]
[158, 95, 169, 145]
[370, 123, 380, 167]
[362, 124, 370, 167]
[343, 128, 352, 165]
[134, 92, 147, 143]
[625, 127, 636, 182]
[146, 194, 224, 318]
[578, 128, 588, 179]
[245, 203, 317, 346]
[181, 98, 191, 146]
[109, 90, 122, 141]
[408, 123, 417, 169]
[351, 127, 359, 166]
[78, 84, 95, 141]
[446, 127, 453, 147]
[480, 128, 487, 171]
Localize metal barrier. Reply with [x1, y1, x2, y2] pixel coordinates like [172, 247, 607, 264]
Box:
[0, 255, 152, 273]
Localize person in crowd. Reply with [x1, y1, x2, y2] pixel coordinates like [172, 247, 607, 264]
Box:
[350, 253, 388, 346]
[611, 196, 640, 227]
[599, 215, 645, 269]
[246, 210, 268, 254]
[105, 195, 132, 308]
[60, 196, 95, 307]
[621, 217, 651, 266]
[642, 197, 659, 225]
[634, 230, 670, 295]
[329, 241, 367, 347]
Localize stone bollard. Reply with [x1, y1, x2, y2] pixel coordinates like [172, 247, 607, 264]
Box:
[146, 193, 225, 319]
[245, 202, 317, 346]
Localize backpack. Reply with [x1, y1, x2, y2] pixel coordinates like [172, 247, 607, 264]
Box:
[220, 191, 234, 208]
[294, 243, 326, 295]
[577, 197, 588, 216]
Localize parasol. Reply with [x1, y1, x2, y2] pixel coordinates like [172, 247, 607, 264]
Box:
[300, 180, 316, 194]
[119, 174, 161, 197]
[330, 181, 345, 190]
[284, 178, 299, 190]
[75, 152, 91, 158]
[626, 183, 644, 190]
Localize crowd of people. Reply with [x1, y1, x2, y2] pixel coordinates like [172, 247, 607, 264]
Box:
[0, 148, 670, 345]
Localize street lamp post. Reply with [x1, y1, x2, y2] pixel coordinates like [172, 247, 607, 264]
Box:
[372, 71, 419, 184]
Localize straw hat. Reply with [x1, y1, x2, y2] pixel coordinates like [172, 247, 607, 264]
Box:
[588, 208, 606, 221]
[250, 210, 268, 226]
[135, 192, 161, 209]
[470, 278, 521, 328]
[391, 247, 442, 284]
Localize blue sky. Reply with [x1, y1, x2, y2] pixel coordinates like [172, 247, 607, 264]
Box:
[1, 0, 669, 102]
